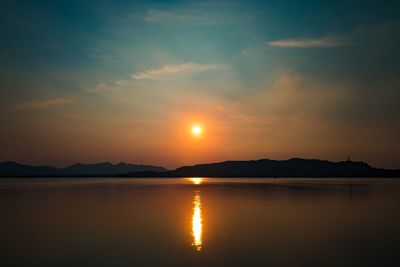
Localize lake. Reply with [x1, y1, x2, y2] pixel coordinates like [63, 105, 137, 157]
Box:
[0, 178, 399, 267]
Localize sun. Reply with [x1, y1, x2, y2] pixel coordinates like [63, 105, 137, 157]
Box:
[191, 125, 203, 137]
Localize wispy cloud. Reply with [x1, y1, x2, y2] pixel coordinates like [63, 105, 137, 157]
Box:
[268, 22, 400, 49]
[14, 98, 74, 110]
[132, 62, 226, 80]
[268, 36, 353, 48]
[86, 48, 128, 64]
[85, 62, 226, 93]
[130, 5, 250, 26]
[85, 80, 127, 93]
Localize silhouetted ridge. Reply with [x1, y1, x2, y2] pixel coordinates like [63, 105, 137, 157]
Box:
[0, 161, 167, 177]
[2, 158, 399, 178]
[120, 158, 400, 178]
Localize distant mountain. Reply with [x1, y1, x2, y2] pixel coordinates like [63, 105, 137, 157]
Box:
[0, 161, 167, 177]
[120, 158, 400, 178]
[0, 161, 60, 177]
[2, 158, 400, 178]
[62, 162, 166, 176]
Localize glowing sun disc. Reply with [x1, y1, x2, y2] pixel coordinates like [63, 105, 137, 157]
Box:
[191, 125, 202, 136]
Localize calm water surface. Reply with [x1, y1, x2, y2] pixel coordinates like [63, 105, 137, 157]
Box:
[0, 178, 399, 267]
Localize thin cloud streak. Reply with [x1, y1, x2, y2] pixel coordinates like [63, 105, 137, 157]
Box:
[86, 80, 127, 93]
[132, 62, 226, 80]
[268, 36, 354, 48]
[130, 5, 250, 26]
[14, 98, 74, 110]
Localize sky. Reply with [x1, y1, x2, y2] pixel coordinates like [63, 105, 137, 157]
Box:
[1, 0, 400, 169]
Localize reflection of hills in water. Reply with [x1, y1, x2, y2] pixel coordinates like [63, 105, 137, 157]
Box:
[184, 178, 374, 202]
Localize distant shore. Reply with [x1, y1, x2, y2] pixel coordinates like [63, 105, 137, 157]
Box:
[2, 158, 399, 178]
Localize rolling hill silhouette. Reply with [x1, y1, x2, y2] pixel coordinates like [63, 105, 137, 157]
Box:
[119, 158, 400, 178]
[0, 161, 167, 177]
[1, 158, 399, 178]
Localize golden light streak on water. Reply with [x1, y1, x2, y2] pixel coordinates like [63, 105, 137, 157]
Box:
[191, 191, 203, 251]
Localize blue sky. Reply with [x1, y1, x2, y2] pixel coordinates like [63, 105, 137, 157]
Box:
[1, 0, 400, 168]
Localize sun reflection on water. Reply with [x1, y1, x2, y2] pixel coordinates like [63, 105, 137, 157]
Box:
[189, 177, 203, 185]
[191, 190, 203, 251]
